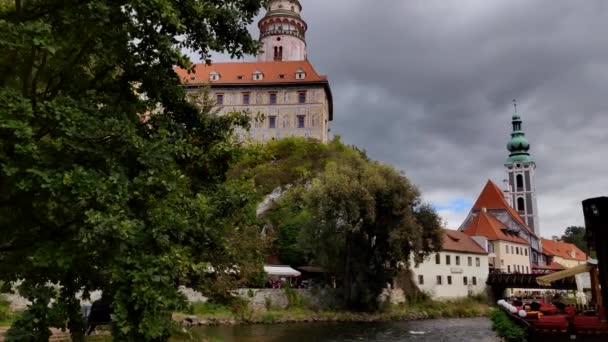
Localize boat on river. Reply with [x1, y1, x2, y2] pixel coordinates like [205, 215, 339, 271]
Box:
[499, 197, 608, 340]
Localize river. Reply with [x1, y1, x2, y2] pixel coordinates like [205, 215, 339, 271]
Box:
[193, 317, 499, 342]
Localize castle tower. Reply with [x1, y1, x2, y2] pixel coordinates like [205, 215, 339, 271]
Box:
[257, 0, 307, 62]
[505, 105, 540, 235]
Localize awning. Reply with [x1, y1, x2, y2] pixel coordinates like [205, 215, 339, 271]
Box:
[264, 265, 301, 277]
[536, 263, 594, 287]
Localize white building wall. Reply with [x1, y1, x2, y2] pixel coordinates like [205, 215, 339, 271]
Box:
[411, 251, 489, 299]
[491, 241, 532, 274]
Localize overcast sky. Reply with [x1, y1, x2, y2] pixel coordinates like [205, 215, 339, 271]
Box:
[202, 0, 608, 238]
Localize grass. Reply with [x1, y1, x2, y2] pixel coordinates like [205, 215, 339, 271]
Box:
[175, 295, 491, 325]
[490, 309, 527, 342]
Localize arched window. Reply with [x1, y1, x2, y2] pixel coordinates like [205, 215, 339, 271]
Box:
[517, 197, 525, 212]
[516, 174, 524, 190]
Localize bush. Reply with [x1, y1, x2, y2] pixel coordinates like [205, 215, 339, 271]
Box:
[0, 295, 11, 323]
[490, 309, 527, 342]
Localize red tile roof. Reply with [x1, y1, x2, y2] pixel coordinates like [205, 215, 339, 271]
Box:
[541, 238, 587, 262]
[175, 60, 328, 86]
[462, 211, 530, 245]
[472, 180, 537, 237]
[442, 230, 488, 255]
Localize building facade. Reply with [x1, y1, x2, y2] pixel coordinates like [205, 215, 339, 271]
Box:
[175, 0, 333, 143]
[412, 230, 489, 299]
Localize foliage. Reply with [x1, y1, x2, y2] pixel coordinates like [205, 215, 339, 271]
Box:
[231, 138, 444, 311]
[490, 309, 528, 342]
[0, 294, 10, 324]
[561, 226, 589, 254]
[0, 0, 266, 341]
[298, 149, 443, 311]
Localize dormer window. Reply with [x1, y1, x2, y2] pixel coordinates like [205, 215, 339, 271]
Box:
[209, 71, 220, 81]
[253, 71, 264, 81]
[295, 69, 306, 80]
[237, 75, 244, 80]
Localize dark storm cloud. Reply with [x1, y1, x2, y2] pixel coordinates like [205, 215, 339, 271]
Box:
[205, 0, 608, 236]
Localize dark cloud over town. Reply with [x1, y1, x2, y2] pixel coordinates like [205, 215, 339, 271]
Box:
[205, 0, 608, 237]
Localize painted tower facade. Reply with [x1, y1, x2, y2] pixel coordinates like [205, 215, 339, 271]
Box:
[505, 110, 540, 236]
[258, 0, 307, 62]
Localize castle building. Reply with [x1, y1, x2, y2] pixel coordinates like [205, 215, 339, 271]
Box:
[175, 0, 333, 143]
[459, 110, 544, 271]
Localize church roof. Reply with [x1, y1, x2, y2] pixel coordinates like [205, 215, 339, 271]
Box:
[472, 180, 537, 237]
[462, 211, 530, 245]
[541, 238, 587, 262]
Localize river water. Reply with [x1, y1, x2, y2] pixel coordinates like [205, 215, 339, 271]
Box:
[194, 317, 499, 342]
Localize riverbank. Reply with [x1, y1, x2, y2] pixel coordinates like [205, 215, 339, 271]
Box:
[173, 297, 491, 326]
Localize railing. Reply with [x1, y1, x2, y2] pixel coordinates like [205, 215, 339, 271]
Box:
[260, 29, 305, 40]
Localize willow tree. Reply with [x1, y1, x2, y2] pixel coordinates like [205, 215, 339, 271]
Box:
[299, 149, 443, 310]
[0, 0, 265, 341]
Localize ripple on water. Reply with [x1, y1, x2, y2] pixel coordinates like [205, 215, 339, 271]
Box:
[193, 317, 500, 342]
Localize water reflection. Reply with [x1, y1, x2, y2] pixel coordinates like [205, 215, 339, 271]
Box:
[194, 318, 499, 342]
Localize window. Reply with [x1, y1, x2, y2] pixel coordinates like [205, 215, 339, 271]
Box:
[418, 275, 424, 285]
[456, 256, 460, 266]
[516, 247, 520, 255]
[437, 276, 442, 285]
[242, 93, 250, 105]
[447, 276, 452, 285]
[472, 277, 477, 286]
[446, 255, 451, 265]
[435, 254, 441, 265]
[525, 249, 528, 256]
[463, 277, 468, 285]
[476, 257, 481, 267]
[507, 265, 511, 273]
[501, 259, 505, 266]
[297, 115, 305, 128]
[269, 92, 277, 105]
[526, 266, 529, 273]
[268, 116, 276, 129]
[505, 245, 509, 254]
[516, 174, 524, 190]
[517, 197, 525, 212]
[468, 257, 473, 267]
[253, 71, 263, 81]
[216, 94, 224, 105]
[273, 46, 283, 61]
[298, 91, 307, 104]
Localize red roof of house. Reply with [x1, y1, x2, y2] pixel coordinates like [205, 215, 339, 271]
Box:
[175, 60, 328, 86]
[462, 211, 530, 245]
[541, 238, 587, 262]
[472, 180, 537, 237]
[442, 230, 488, 255]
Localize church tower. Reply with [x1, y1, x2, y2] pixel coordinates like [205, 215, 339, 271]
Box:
[505, 105, 540, 235]
[257, 0, 307, 62]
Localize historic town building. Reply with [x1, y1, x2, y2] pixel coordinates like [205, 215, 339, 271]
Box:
[412, 230, 489, 299]
[175, 0, 333, 143]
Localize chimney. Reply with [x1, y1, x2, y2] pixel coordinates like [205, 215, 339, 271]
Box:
[481, 207, 487, 213]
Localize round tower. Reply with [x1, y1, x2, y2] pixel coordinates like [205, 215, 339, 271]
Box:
[257, 0, 307, 62]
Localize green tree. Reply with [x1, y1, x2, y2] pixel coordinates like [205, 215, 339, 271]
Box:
[561, 226, 589, 254]
[0, 0, 265, 341]
[298, 152, 443, 310]
[234, 139, 443, 311]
